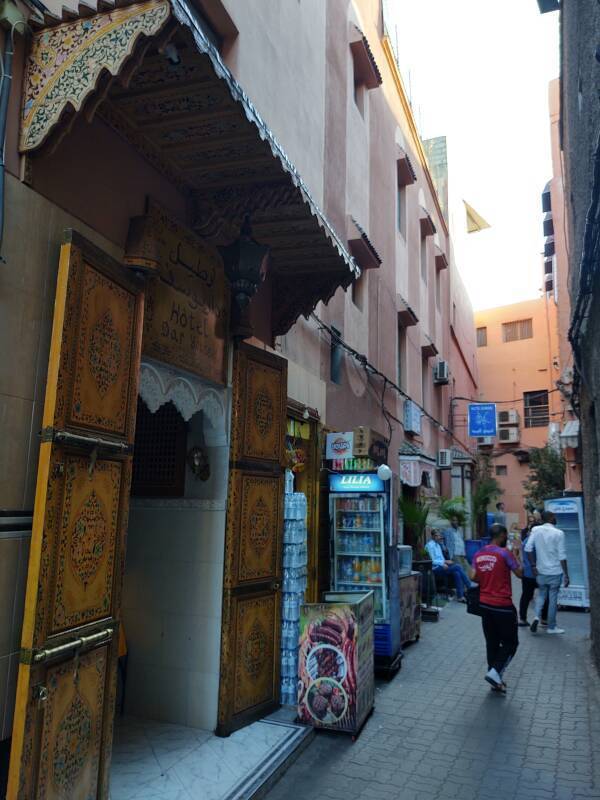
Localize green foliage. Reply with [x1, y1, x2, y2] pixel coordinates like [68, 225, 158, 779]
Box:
[523, 445, 565, 508]
[437, 496, 468, 527]
[472, 454, 503, 535]
[398, 496, 430, 558]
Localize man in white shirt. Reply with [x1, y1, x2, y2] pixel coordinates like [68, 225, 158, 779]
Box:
[525, 511, 570, 634]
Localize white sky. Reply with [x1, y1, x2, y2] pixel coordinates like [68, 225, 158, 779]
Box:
[385, 1, 560, 310]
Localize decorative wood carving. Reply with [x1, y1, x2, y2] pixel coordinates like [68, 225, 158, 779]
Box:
[230, 346, 287, 466]
[218, 344, 286, 736]
[19, 0, 171, 152]
[137, 201, 229, 386]
[7, 232, 144, 799]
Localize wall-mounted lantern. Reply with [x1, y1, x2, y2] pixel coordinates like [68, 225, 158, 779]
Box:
[219, 215, 269, 310]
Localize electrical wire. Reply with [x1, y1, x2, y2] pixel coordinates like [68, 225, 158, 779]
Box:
[310, 312, 473, 453]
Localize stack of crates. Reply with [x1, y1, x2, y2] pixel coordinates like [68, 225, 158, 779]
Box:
[280, 487, 307, 705]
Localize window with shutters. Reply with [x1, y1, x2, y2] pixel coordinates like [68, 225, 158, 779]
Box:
[476, 327, 487, 347]
[523, 390, 549, 428]
[131, 399, 187, 496]
[502, 318, 533, 342]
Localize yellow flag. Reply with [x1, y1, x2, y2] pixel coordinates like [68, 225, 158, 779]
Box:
[464, 200, 490, 233]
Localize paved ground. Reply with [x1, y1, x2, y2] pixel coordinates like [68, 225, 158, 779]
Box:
[265, 599, 600, 800]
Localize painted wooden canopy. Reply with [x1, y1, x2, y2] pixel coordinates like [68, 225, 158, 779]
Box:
[20, 0, 359, 336]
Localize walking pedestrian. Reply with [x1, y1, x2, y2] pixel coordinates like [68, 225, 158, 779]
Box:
[515, 515, 548, 627]
[425, 531, 471, 602]
[442, 515, 470, 573]
[525, 510, 570, 635]
[471, 523, 523, 693]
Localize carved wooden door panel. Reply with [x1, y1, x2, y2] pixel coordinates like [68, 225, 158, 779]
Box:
[7, 231, 144, 800]
[217, 344, 287, 736]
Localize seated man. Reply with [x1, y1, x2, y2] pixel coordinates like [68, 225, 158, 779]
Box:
[425, 531, 472, 603]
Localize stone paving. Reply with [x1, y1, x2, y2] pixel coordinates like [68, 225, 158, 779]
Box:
[265, 600, 600, 800]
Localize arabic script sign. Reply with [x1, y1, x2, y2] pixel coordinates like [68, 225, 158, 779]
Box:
[468, 403, 497, 438]
[139, 201, 229, 385]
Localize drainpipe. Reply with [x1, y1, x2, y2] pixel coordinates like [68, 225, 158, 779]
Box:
[0, 9, 27, 262]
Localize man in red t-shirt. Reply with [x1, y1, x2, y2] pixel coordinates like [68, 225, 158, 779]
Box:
[472, 524, 523, 692]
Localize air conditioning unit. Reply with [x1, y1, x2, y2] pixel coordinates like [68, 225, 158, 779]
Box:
[404, 399, 422, 435]
[437, 449, 452, 468]
[477, 436, 493, 447]
[498, 409, 519, 426]
[499, 427, 520, 444]
[433, 360, 449, 385]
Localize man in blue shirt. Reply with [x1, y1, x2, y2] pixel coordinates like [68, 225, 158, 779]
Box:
[442, 515, 469, 573]
[426, 531, 472, 602]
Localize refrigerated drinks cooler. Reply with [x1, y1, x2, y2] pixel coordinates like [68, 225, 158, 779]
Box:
[328, 473, 402, 673]
[544, 495, 589, 609]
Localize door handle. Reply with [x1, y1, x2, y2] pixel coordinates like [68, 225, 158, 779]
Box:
[271, 581, 281, 591]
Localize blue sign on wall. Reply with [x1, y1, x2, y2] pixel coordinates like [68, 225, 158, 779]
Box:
[329, 473, 385, 493]
[468, 403, 497, 437]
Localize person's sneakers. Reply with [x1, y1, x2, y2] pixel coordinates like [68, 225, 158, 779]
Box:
[484, 668, 503, 690]
[457, 597, 467, 604]
[530, 618, 540, 634]
[541, 620, 548, 627]
[490, 682, 508, 694]
[546, 627, 565, 634]
[518, 620, 529, 627]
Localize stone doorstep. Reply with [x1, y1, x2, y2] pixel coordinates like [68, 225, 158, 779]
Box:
[227, 718, 314, 800]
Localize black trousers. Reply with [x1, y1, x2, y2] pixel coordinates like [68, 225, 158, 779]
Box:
[519, 577, 549, 622]
[480, 604, 519, 676]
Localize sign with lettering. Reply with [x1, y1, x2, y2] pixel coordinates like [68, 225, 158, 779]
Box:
[328, 473, 384, 493]
[468, 403, 497, 437]
[140, 201, 229, 385]
[325, 432, 354, 460]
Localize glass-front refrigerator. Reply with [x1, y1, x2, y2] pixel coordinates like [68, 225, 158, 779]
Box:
[328, 473, 401, 674]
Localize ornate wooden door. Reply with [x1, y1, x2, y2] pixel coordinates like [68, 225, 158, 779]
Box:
[217, 344, 287, 736]
[7, 231, 144, 799]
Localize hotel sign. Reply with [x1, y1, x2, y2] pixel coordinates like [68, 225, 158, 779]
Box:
[135, 201, 229, 386]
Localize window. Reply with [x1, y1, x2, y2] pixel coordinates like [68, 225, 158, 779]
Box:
[524, 390, 549, 428]
[435, 269, 441, 310]
[397, 324, 406, 390]
[397, 184, 406, 237]
[502, 318, 533, 342]
[421, 356, 429, 410]
[495, 465, 508, 476]
[420, 237, 427, 284]
[353, 80, 366, 115]
[132, 399, 187, 497]
[351, 272, 367, 310]
[330, 325, 343, 384]
[476, 327, 487, 347]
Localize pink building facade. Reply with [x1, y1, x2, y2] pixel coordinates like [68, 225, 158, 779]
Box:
[0, 0, 477, 794]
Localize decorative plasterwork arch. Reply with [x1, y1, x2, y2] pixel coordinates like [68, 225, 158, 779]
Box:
[19, 0, 171, 152]
[139, 359, 227, 445]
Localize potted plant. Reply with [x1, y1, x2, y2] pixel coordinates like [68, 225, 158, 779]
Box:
[398, 496, 431, 564]
[437, 496, 468, 529]
[399, 496, 436, 610]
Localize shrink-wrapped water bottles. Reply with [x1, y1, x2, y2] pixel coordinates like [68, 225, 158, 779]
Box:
[280, 491, 308, 705]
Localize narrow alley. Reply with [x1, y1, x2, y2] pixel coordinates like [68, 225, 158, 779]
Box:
[265, 604, 600, 800]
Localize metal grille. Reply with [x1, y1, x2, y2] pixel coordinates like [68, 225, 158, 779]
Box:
[131, 399, 187, 496]
[523, 390, 550, 428]
[502, 318, 533, 342]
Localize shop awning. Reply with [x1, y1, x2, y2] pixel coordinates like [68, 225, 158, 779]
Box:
[397, 295, 418, 327]
[399, 442, 437, 489]
[347, 217, 382, 270]
[19, 0, 359, 336]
